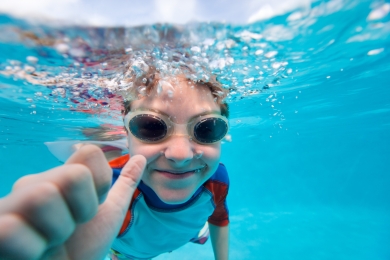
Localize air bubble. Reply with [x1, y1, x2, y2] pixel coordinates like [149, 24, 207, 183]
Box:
[157, 82, 163, 94]
[203, 39, 215, 46]
[10, 60, 21, 66]
[264, 51, 278, 58]
[214, 91, 225, 97]
[69, 48, 85, 58]
[26, 56, 38, 64]
[132, 59, 149, 77]
[191, 46, 201, 53]
[243, 77, 254, 83]
[138, 87, 146, 96]
[271, 62, 282, 69]
[82, 73, 93, 79]
[224, 134, 232, 142]
[52, 88, 66, 96]
[367, 48, 384, 56]
[367, 3, 390, 21]
[255, 50, 264, 56]
[55, 43, 69, 53]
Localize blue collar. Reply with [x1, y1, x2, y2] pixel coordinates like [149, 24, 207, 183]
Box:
[138, 181, 203, 210]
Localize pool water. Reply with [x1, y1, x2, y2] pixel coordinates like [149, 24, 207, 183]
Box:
[1, 0, 389, 259]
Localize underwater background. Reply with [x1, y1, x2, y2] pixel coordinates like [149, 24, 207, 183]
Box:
[0, 0, 389, 259]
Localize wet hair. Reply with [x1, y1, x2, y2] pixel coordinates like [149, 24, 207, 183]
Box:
[121, 66, 229, 118]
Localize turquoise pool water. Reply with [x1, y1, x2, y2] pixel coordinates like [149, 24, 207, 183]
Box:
[1, 0, 389, 259]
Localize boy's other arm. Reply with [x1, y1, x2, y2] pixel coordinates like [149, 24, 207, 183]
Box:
[209, 223, 229, 260]
[0, 145, 146, 260]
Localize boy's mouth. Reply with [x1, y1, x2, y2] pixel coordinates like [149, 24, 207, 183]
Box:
[155, 166, 206, 179]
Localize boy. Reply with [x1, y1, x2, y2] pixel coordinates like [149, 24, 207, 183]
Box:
[0, 68, 230, 259]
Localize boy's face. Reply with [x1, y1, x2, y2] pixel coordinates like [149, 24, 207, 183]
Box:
[126, 75, 222, 204]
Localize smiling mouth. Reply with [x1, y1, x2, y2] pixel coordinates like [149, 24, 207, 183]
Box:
[155, 166, 206, 178]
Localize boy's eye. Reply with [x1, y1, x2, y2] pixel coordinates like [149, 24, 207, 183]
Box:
[194, 118, 228, 143]
[129, 115, 167, 141]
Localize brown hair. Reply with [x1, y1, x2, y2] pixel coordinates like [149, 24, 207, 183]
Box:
[121, 66, 229, 118]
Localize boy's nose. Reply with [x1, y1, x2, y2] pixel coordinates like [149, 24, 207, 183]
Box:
[164, 136, 194, 166]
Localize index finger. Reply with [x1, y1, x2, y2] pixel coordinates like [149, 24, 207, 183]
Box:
[105, 154, 146, 214]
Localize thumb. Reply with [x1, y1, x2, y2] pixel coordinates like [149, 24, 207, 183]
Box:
[63, 155, 146, 260]
[104, 155, 146, 217]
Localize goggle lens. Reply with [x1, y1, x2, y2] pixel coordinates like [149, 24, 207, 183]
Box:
[193, 117, 228, 143]
[129, 114, 167, 142]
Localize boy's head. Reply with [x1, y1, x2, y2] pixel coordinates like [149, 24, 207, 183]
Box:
[122, 70, 229, 204]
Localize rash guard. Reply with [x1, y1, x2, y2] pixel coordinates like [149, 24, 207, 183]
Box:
[109, 155, 229, 259]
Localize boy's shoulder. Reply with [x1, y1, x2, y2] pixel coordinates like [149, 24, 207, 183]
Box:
[207, 163, 229, 185]
[109, 154, 130, 169]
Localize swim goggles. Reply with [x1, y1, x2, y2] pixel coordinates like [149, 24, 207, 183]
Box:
[124, 109, 229, 144]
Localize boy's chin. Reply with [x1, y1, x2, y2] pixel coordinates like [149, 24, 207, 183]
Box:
[156, 188, 195, 205]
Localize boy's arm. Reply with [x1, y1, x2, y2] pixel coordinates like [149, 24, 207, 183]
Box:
[209, 223, 229, 260]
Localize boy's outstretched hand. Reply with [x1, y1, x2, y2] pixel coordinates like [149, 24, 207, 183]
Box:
[0, 145, 146, 260]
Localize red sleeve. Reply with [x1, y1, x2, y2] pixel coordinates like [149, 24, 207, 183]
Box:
[109, 154, 130, 168]
[118, 188, 141, 236]
[205, 180, 229, 226]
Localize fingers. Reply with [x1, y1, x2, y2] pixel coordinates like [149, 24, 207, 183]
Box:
[0, 144, 114, 260]
[0, 181, 77, 260]
[51, 164, 98, 223]
[13, 163, 99, 224]
[1, 182, 76, 244]
[0, 214, 46, 260]
[105, 155, 146, 217]
[8, 144, 111, 227]
[65, 144, 112, 203]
